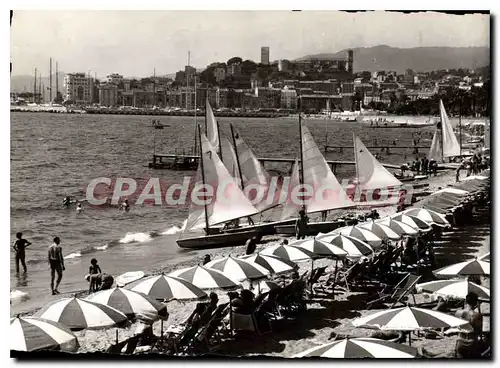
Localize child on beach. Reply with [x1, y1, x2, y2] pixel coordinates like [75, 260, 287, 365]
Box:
[88, 258, 102, 292]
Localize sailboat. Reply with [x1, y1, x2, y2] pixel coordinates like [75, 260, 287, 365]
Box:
[274, 117, 355, 236]
[428, 100, 462, 162]
[347, 134, 403, 207]
[176, 127, 261, 249]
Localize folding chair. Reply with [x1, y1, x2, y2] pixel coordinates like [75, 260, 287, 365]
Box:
[366, 273, 421, 309]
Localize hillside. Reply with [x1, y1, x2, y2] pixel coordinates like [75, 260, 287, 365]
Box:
[298, 45, 490, 73]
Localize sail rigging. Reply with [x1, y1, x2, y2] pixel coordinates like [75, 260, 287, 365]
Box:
[428, 128, 442, 161]
[221, 137, 239, 183]
[440, 99, 461, 158]
[184, 133, 259, 232]
[301, 122, 354, 214]
[280, 158, 301, 220]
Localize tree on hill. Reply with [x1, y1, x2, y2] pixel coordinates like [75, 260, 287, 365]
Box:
[227, 57, 243, 66]
[241, 60, 258, 76]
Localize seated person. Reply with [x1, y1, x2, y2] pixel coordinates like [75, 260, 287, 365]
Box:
[234, 289, 255, 315]
[200, 292, 219, 323]
[86, 273, 114, 292]
[401, 241, 418, 266]
[454, 292, 483, 358]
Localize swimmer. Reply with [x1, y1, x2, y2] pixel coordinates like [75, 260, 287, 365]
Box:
[76, 202, 84, 214]
[119, 199, 130, 212]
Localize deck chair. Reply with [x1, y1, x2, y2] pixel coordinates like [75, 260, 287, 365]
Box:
[307, 266, 328, 296]
[366, 273, 421, 309]
[337, 262, 364, 292]
[190, 303, 230, 353]
[105, 339, 129, 354]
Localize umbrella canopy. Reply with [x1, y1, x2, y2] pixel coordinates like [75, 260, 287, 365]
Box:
[260, 244, 316, 262]
[10, 317, 79, 352]
[240, 254, 297, 275]
[390, 214, 431, 232]
[416, 279, 490, 300]
[316, 233, 373, 258]
[168, 266, 240, 289]
[431, 188, 469, 196]
[333, 226, 382, 246]
[85, 288, 168, 323]
[205, 256, 270, 282]
[357, 221, 400, 240]
[128, 274, 207, 301]
[293, 338, 418, 358]
[403, 208, 450, 227]
[291, 238, 347, 258]
[433, 259, 490, 277]
[352, 306, 469, 331]
[376, 218, 418, 237]
[258, 280, 280, 293]
[36, 297, 128, 331]
[478, 252, 490, 262]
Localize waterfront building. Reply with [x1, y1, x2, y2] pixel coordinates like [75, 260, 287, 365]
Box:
[99, 83, 118, 106]
[63, 73, 94, 104]
[280, 86, 297, 109]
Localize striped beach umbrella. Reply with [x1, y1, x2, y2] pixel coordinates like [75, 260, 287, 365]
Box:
[205, 256, 270, 282]
[433, 259, 490, 277]
[260, 244, 317, 262]
[10, 317, 79, 352]
[85, 288, 168, 323]
[258, 280, 280, 293]
[403, 208, 450, 227]
[168, 266, 240, 290]
[36, 297, 128, 331]
[291, 238, 348, 258]
[128, 274, 207, 301]
[357, 221, 400, 240]
[333, 226, 382, 246]
[390, 214, 431, 232]
[376, 218, 419, 237]
[478, 252, 490, 262]
[293, 338, 418, 358]
[352, 306, 469, 331]
[317, 233, 373, 258]
[241, 254, 297, 275]
[416, 279, 490, 300]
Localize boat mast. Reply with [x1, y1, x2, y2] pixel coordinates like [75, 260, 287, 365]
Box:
[197, 125, 210, 234]
[153, 68, 156, 107]
[49, 58, 52, 103]
[193, 74, 197, 155]
[186, 51, 190, 110]
[459, 96, 462, 157]
[217, 121, 222, 156]
[440, 101, 444, 162]
[353, 132, 360, 199]
[298, 95, 305, 212]
[33, 68, 37, 104]
[55, 62, 59, 102]
[230, 124, 245, 190]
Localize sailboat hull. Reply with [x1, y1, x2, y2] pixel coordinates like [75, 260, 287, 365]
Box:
[275, 219, 354, 236]
[177, 229, 260, 249]
[222, 219, 296, 236]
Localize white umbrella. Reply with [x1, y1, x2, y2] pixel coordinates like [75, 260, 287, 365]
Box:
[376, 218, 419, 237]
[352, 306, 469, 343]
[240, 254, 297, 275]
[293, 337, 418, 358]
[433, 259, 490, 277]
[416, 279, 490, 300]
[333, 225, 382, 246]
[357, 221, 401, 240]
[85, 288, 168, 323]
[260, 244, 316, 262]
[478, 252, 490, 262]
[291, 237, 348, 258]
[317, 233, 373, 258]
[128, 274, 207, 301]
[403, 208, 450, 227]
[390, 214, 431, 232]
[36, 297, 128, 331]
[10, 316, 79, 352]
[205, 256, 270, 282]
[168, 266, 240, 289]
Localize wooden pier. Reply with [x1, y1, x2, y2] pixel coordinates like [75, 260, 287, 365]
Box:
[149, 153, 400, 173]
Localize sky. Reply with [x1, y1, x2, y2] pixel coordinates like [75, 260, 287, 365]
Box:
[10, 10, 490, 78]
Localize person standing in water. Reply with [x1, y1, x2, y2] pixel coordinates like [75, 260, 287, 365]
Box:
[119, 199, 130, 212]
[76, 202, 84, 214]
[13, 232, 31, 274]
[48, 237, 65, 295]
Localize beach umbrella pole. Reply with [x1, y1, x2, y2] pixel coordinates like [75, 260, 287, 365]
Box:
[161, 319, 163, 337]
[116, 329, 118, 344]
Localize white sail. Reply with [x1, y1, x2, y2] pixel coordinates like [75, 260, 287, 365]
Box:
[184, 134, 259, 232]
[233, 131, 277, 213]
[428, 128, 442, 161]
[302, 122, 354, 213]
[206, 100, 220, 154]
[280, 158, 301, 220]
[440, 100, 461, 158]
[353, 134, 402, 191]
[221, 137, 239, 184]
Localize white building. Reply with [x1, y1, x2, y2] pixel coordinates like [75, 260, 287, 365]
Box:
[63, 73, 94, 104]
[280, 86, 297, 109]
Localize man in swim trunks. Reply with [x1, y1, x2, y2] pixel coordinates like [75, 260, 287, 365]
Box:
[48, 237, 65, 295]
[13, 232, 31, 274]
